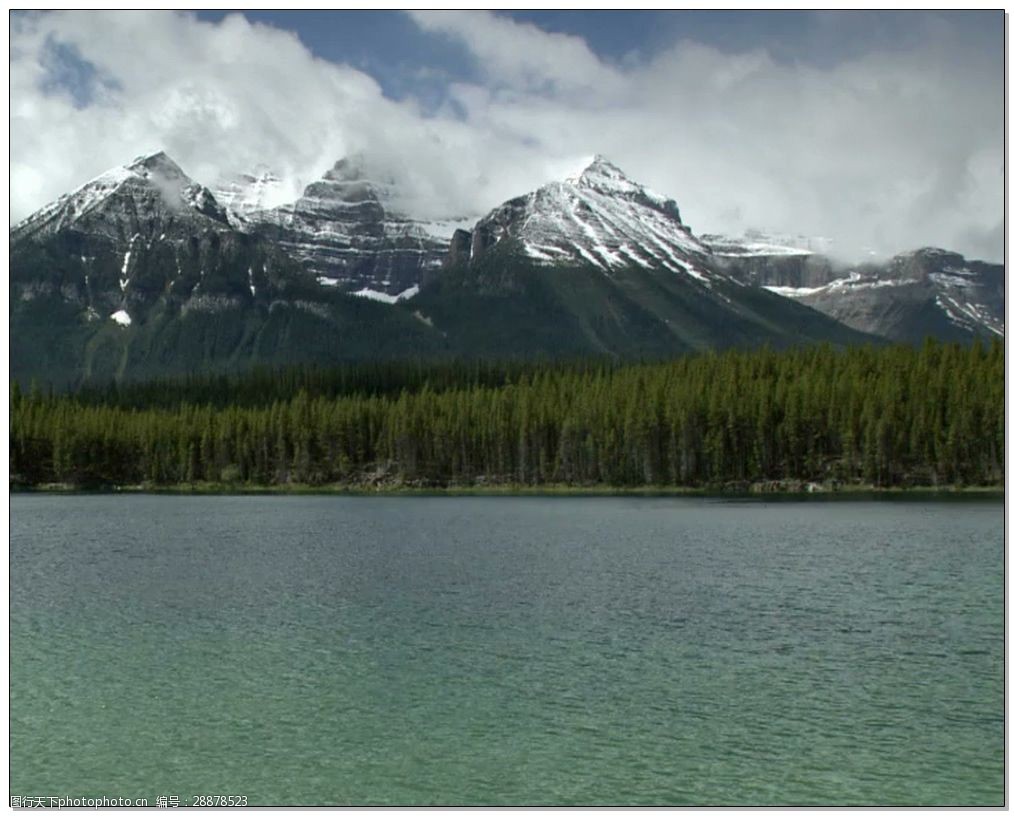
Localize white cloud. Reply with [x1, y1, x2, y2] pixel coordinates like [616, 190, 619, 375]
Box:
[10, 10, 560, 224]
[409, 10, 625, 99]
[12, 11, 377, 214]
[10, 10, 1004, 262]
[410, 11, 1003, 261]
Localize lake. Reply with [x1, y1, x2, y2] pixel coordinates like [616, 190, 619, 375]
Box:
[9, 494, 1004, 805]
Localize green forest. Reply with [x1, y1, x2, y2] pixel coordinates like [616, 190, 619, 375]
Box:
[10, 340, 1004, 491]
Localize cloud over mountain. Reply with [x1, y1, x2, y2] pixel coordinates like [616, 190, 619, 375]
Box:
[10, 10, 1003, 262]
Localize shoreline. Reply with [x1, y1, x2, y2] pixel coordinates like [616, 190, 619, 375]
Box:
[11, 482, 1005, 499]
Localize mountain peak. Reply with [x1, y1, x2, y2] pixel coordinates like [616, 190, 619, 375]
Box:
[126, 150, 190, 182]
[562, 154, 667, 203]
[551, 153, 685, 230]
[562, 154, 620, 184]
[120, 151, 228, 221]
[128, 149, 170, 167]
[581, 153, 622, 174]
[12, 150, 228, 239]
[465, 152, 702, 275]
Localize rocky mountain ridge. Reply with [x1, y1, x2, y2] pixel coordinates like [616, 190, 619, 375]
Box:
[9, 151, 444, 385]
[763, 247, 1004, 343]
[214, 155, 471, 298]
[449, 155, 719, 283]
[13, 151, 231, 245]
[9, 149, 1003, 385]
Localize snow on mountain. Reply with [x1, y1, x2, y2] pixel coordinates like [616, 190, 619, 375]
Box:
[767, 247, 1004, 340]
[11, 151, 230, 243]
[459, 155, 720, 284]
[763, 272, 918, 298]
[217, 155, 477, 296]
[11, 148, 1003, 348]
[8, 150, 332, 344]
[702, 230, 831, 258]
[212, 167, 289, 224]
[351, 284, 420, 304]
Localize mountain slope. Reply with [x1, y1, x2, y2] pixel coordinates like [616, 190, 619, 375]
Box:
[12, 151, 232, 245]
[10, 152, 446, 386]
[759, 248, 1004, 343]
[13, 150, 995, 387]
[457, 155, 717, 281]
[701, 231, 840, 290]
[218, 155, 471, 298]
[418, 159, 879, 357]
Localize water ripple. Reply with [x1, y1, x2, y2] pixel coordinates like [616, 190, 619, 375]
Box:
[10, 494, 1004, 806]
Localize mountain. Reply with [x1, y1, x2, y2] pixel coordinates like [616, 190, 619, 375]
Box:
[456, 155, 710, 276]
[211, 166, 288, 220]
[10, 152, 445, 386]
[706, 232, 1003, 343]
[216, 155, 471, 299]
[414, 156, 878, 357]
[13, 150, 999, 387]
[761, 248, 1004, 344]
[12, 151, 232, 245]
[703, 230, 835, 257]
[701, 230, 840, 290]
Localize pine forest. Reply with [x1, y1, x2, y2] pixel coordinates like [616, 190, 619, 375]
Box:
[10, 340, 1004, 492]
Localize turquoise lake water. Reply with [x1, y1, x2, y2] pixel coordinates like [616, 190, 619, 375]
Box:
[10, 494, 1004, 805]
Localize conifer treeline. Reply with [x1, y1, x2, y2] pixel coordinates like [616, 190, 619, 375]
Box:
[10, 341, 1004, 489]
[68, 358, 617, 411]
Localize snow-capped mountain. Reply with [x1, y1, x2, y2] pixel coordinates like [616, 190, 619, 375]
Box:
[12, 151, 231, 244]
[699, 230, 1003, 341]
[218, 155, 473, 298]
[212, 167, 288, 222]
[9, 147, 1003, 386]
[10, 151, 446, 385]
[418, 155, 877, 356]
[764, 248, 1004, 343]
[699, 226, 1003, 341]
[452, 155, 721, 285]
[10, 150, 249, 323]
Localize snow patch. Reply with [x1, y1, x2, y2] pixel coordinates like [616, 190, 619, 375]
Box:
[935, 294, 1004, 337]
[931, 271, 974, 289]
[119, 236, 138, 291]
[110, 309, 132, 326]
[678, 262, 709, 284]
[351, 284, 420, 304]
[764, 285, 826, 298]
[825, 276, 919, 292]
[711, 242, 813, 257]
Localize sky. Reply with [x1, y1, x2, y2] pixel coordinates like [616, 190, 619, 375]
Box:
[9, 10, 1005, 261]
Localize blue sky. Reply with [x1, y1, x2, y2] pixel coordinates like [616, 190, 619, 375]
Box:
[194, 10, 1003, 104]
[11, 10, 1006, 260]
